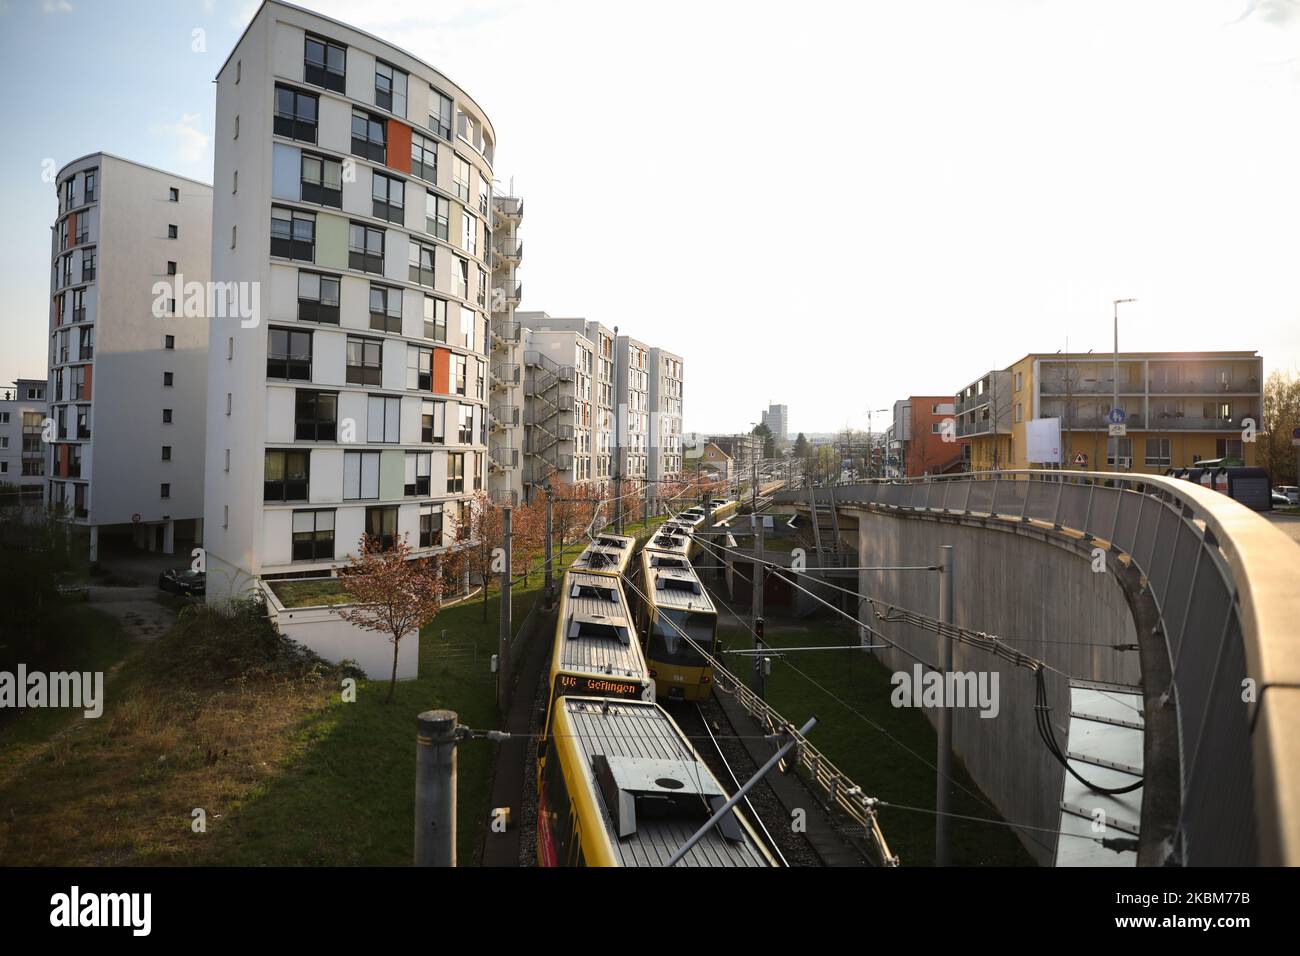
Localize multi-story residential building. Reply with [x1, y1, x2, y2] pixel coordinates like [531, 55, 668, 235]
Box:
[203, 1, 494, 602]
[955, 369, 1014, 470]
[515, 313, 614, 493]
[648, 347, 684, 484]
[519, 324, 591, 490]
[959, 351, 1263, 474]
[47, 153, 212, 559]
[0, 379, 48, 493]
[890, 396, 963, 477]
[616, 334, 650, 483]
[761, 403, 788, 448]
[488, 193, 524, 505]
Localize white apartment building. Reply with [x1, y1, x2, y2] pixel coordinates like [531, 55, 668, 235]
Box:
[0, 379, 48, 493]
[520, 324, 592, 491]
[648, 347, 684, 484]
[487, 194, 524, 506]
[516, 312, 615, 491]
[47, 153, 212, 559]
[204, 1, 495, 602]
[616, 334, 650, 483]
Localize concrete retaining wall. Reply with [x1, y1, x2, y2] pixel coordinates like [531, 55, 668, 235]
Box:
[852, 507, 1141, 865]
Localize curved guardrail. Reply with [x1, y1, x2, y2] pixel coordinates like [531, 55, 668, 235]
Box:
[780, 470, 1300, 865]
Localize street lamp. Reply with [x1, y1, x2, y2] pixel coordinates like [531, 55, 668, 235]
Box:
[1112, 298, 1137, 473]
[867, 407, 888, 478]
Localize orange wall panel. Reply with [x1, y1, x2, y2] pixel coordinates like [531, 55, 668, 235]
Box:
[387, 120, 412, 174]
[66, 212, 76, 245]
[432, 347, 451, 395]
[58, 444, 69, 478]
[83, 364, 93, 401]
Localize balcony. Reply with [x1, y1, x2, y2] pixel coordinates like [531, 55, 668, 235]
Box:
[490, 363, 520, 389]
[489, 488, 519, 506]
[1148, 378, 1262, 395]
[506, 280, 522, 304]
[494, 197, 524, 224]
[489, 404, 519, 430]
[491, 320, 520, 349]
[494, 237, 522, 264]
[489, 445, 518, 471]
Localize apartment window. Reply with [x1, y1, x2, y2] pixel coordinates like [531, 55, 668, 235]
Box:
[235, 60, 241, 83]
[1144, 438, 1171, 468]
[408, 240, 435, 287]
[408, 346, 432, 390]
[375, 61, 408, 115]
[366, 395, 400, 443]
[297, 271, 341, 324]
[75, 218, 89, 245]
[58, 329, 69, 364]
[234, 115, 239, 139]
[81, 248, 96, 281]
[349, 222, 385, 273]
[351, 108, 387, 163]
[343, 450, 380, 499]
[478, 173, 490, 216]
[271, 206, 315, 261]
[161, 483, 171, 499]
[1217, 438, 1245, 460]
[301, 153, 343, 207]
[264, 449, 310, 502]
[75, 405, 90, 439]
[233, 170, 238, 193]
[446, 452, 465, 494]
[295, 390, 338, 441]
[169, 186, 180, 203]
[70, 365, 86, 400]
[461, 304, 476, 351]
[168, 224, 178, 239]
[59, 219, 68, 250]
[167, 260, 177, 275]
[421, 399, 445, 443]
[453, 354, 467, 396]
[452, 156, 470, 202]
[476, 270, 487, 308]
[1014, 403, 1022, 423]
[458, 405, 473, 444]
[475, 358, 486, 401]
[423, 295, 447, 342]
[365, 506, 398, 551]
[267, 327, 312, 380]
[274, 84, 318, 143]
[164, 334, 175, 349]
[83, 169, 96, 202]
[372, 171, 405, 223]
[1014, 371, 1023, 391]
[292, 509, 335, 561]
[473, 451, 484, 491]
[369, 284, 403, 332]
[419, 503, 443, 548]
[411, 132, 438, 183]
[68, 445, 82, 478]
[62, 178, 74, 210]
[346, 336, 383, 386]
[405, 452, 431, 496]
[161, 445, 172, 461]
[60, 254, 71, 287]
[461, 212, 476, 256]
[304, 34, 346, 93]
[426, 192, 449, 240]
[454, 257, 468, 298]
[162, 408, 173, 424]
[430, 88, 453, 139]
[163, 371, 174, 387]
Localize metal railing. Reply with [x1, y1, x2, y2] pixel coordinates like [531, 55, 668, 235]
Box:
[779, 471, 1300, 865]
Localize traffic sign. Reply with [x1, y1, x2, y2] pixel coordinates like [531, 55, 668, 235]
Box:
[1074, 453, 1088, 467]
[1106, 407, 1126, 425]
[1108, 423, 1127, 437]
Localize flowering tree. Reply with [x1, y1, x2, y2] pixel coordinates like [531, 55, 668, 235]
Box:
[336, 533, 444, 703]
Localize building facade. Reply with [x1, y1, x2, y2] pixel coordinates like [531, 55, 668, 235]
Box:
[519, 324, 590, 490]
[488, 193, 524, 505]
[616, 334, 650, 483]
[761, 403, 788, 448]
[890, 395, 962, 477]
[204, 1, 495, 601]
[47, 153, 212, 559]
[0, 379, 48, 492]
[959, 351, 1263, 475]
[648, 347, 683, 484]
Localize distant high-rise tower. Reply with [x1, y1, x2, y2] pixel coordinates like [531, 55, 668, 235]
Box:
[761, 403, 788, 448]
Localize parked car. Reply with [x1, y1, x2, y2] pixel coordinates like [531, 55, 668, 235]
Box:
[158, 568, 205, 596]
[1276, 485, 1299, 506]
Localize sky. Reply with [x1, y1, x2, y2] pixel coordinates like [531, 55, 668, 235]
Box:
[2, 0, 1300, 435]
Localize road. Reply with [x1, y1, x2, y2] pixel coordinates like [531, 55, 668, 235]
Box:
[1264, 511, 1300, 546]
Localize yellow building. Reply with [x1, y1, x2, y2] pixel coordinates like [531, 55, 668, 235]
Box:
[956, 351, 1263, 475]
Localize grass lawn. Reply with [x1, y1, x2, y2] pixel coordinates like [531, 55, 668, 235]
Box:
[718, 615, 1036, 866]
[0, 581, 542, 867]
[268, 578, 354, 608]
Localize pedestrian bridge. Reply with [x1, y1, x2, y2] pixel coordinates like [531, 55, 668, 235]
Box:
[774, 471, 1300, 866]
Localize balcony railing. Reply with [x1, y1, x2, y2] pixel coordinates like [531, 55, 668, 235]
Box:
[1148, 378, 1262, 395]
[490, 363, 520, 386]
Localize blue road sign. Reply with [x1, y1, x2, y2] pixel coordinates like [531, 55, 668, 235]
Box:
[1107, 407, 1126, 425]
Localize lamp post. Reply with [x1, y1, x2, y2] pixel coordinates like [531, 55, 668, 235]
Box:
[1112, 299, 1137, 473]
[867, 407, 888, 478]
